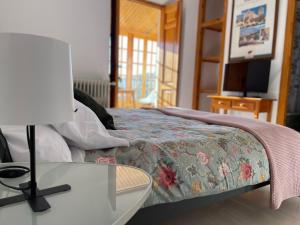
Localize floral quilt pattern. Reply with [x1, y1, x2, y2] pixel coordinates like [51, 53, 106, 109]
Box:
[85, 109, 270, 207]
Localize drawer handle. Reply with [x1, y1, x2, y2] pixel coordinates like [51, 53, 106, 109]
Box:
[218, 101, 224, 105]
[239, 103, 246, 107]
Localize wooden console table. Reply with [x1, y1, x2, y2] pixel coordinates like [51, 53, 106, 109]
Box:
[208, 95, 274, 122]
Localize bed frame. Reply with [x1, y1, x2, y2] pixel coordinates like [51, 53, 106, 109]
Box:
[127, 181, 270, 225]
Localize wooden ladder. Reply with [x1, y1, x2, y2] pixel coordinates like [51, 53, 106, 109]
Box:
[192, 0, 228, 110]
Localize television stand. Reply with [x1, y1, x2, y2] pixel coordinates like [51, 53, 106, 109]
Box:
[208, 95, 274, 122]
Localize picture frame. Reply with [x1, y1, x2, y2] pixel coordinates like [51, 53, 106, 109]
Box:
[229, 0, 278, 62]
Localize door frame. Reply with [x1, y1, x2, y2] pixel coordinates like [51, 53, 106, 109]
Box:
[110, 0, 120, 107]
[110, 0, 182, 107]
[276, 0, 297, 125]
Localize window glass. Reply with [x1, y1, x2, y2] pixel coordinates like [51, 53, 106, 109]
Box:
[139, 39, 144, 51]
[144, 40, 159, 97]
[122, 36, 128, 48]
[133, 38, 139, 50]
[118, 35, 128, 90]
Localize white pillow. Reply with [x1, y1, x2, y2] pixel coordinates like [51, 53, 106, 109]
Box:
[1, 126, 72, 162]
[52, 100, 129, 150]
[69, 146, 86, 163]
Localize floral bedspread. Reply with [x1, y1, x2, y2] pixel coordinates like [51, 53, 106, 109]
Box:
[85, 109, 270, 207]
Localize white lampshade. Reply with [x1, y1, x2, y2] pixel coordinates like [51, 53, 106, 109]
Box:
[0, 33, 74, 125]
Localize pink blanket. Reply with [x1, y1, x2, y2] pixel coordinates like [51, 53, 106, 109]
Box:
[158, 107, 300, 209]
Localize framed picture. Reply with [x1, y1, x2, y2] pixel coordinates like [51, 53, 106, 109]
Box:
[229, 0, 278, 62]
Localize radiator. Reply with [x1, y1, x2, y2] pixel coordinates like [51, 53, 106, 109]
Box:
[73, 79, 111, 108]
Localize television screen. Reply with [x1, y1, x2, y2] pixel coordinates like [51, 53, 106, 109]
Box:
[223, 60, 271, 95]
[246, 60, 271, 92]
[223, 62, 247, 92]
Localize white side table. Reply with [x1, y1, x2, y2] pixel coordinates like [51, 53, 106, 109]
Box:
[0, 163, 152, 225]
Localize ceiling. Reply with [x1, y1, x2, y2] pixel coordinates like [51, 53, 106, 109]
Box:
[120, 0, 161, 38]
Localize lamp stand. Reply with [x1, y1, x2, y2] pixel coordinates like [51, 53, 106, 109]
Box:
[0, 125, 71, 212]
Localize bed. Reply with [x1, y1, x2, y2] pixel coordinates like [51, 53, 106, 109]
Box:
[83, 108, 270, 208]
[74, 108, 274, 224]
[1, 93, 300, 224]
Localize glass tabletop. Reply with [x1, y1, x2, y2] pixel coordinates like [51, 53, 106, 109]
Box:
[0, 163, 152, 225]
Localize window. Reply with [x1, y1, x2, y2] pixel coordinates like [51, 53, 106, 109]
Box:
[117, 35, 159, 105]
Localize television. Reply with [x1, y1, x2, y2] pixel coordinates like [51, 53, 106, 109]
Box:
[223, 59, 271, 97]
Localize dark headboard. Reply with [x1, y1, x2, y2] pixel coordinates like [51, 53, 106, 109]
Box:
[0, 129, 13, 162]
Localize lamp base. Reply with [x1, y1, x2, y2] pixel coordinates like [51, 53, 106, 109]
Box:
[0, 168, 29, 178]
[0, 181, 71, 212]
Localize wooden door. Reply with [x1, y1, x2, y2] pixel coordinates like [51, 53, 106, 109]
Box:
[157, 1, 182, 107]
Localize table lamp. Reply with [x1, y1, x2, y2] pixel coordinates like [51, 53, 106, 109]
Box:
[0, 33, 74, 212]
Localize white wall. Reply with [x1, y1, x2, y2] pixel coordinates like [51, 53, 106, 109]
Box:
[177, 0, 199, 108]
[222, 0, 288, 123]
[0, 0, 111, 80]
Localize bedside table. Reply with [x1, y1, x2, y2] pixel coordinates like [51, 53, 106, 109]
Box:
[0, 163, 152, 225]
